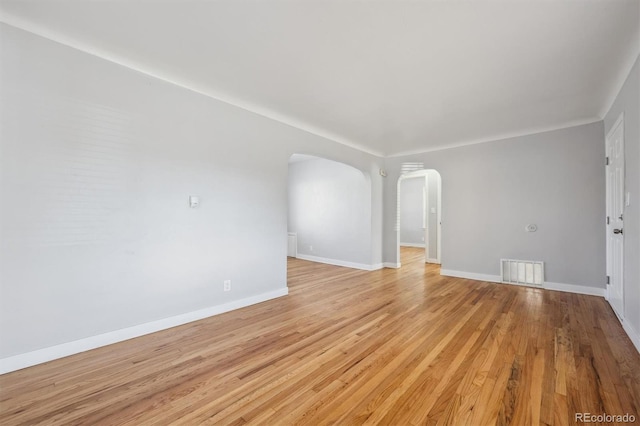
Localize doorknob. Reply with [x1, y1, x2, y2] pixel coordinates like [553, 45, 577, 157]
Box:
[613, 229, 623, 235]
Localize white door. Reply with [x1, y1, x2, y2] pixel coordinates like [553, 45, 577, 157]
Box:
[606, 115, 624, 318]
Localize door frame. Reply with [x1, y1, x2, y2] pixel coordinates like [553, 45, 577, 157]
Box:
[424, 172, 442, 264]
[605, 112, 625, 318]
[396, 169, 442, 266]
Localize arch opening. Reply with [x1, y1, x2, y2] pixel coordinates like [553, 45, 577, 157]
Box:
[287, 154, 372, 272]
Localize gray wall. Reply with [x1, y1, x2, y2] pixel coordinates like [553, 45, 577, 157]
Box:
[603, 55, 640, 338]
[0, 21, 631, 363]
[288, 157, 371, 265]
[0, 24, 384, 359]
[400, 177, 425, 246]
[384, 121, 606, 288]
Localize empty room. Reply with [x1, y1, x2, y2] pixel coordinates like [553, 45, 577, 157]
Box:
[0, 1, 639, 425]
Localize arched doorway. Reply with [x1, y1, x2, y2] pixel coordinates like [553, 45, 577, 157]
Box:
[287, 154, 372, 269]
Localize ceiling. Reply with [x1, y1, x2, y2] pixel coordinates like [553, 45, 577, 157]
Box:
[1, 1, 638, 157]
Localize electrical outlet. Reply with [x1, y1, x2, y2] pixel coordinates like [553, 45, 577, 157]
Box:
[309, 245, 313, 251]
[224, 280, 231, 291]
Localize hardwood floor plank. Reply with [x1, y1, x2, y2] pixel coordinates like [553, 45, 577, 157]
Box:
[0, 247, 638, 425]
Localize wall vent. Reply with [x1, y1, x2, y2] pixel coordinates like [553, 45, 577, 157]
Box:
[500, 259, 544, 287]
[401, 162, 425, 175]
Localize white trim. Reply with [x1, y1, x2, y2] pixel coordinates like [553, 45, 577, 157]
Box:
[599, 52, 640, 119]
[0, 20, 383, 158]
[383, 262, 401, 269]
[424, 175, 430, 260]
[0, 287, 288, 374]
[387, 118, 602, 158]
[400, 242, 425, 248]
[435, 172, 442, 264]
[622, 320, 640, 354]
[440, 269, 502, 283]
[606, 111, 625, 141]
[1, 18, 627, 159]
[543, 281, 605, 297]
[440, 269, 606, 297]
[295, 254, 380, 271]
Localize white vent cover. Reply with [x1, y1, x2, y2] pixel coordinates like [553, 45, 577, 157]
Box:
[401, 162, 425, 175]
[501, 259, 544, 287]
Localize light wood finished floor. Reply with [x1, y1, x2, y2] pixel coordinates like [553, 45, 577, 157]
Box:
[1, 247, 639, 425]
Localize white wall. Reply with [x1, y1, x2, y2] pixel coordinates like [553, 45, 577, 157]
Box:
[384, 122, 606, 290]
[603, 55, 640, 347]
[0, 24, 384, 365]
[288, 156, 372, 267]
[399, 177, 425, 247]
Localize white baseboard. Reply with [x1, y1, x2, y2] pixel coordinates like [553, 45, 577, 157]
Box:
[425, 258, 440, 264]
[440, 269, 502, 283]
[440, 269, 606, 297]
[383, 262, 401, 269]
[295, 254, 380, 271]
[544, 281, 605, 297]
[0, 287, 288, 375]
[622, 319, 640, 354]
[400, 243, 425, 248]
